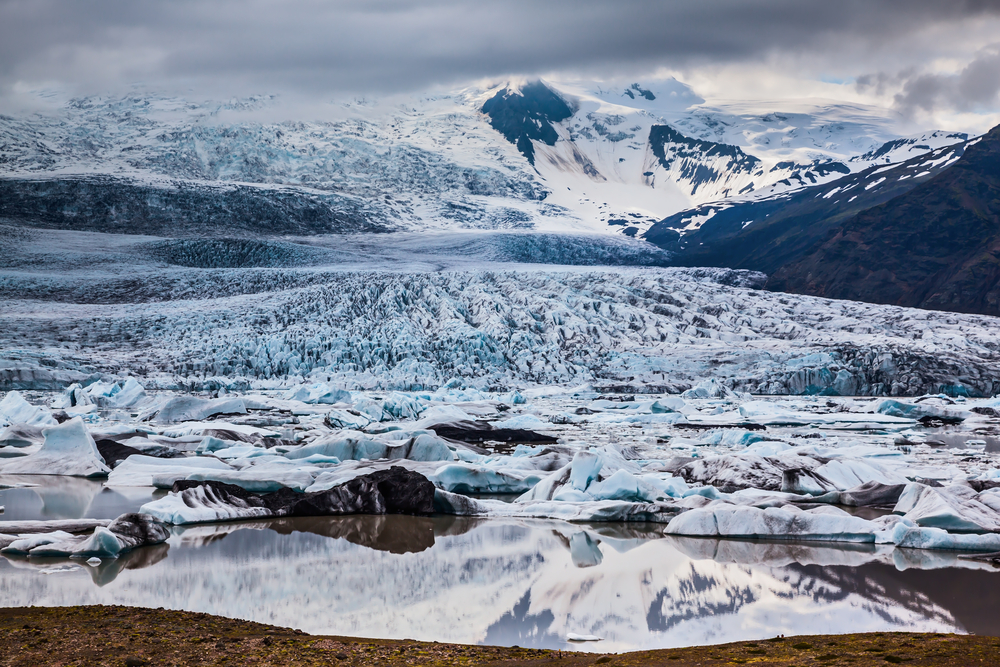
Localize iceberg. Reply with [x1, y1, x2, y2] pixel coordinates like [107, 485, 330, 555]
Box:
[893, 483, 1000, 533]
[107, 454, 234, 487]
[282, 383, 351, 405]
[430, 463, 544, 494]
[140, 467, 436, 525]
[0, 391, 58, 428]
[2, 514, 169, 558]
[665, 502, 877, 543]
[0, 423, 44, 448]
[155, 396, 247, 423]
[0, 417, 110, 477]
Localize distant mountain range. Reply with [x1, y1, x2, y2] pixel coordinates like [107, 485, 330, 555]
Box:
[0, 79, 933, 238]
[2, 80, 997, 316]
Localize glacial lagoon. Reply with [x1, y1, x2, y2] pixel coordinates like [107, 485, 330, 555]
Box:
[3, 478, 1000, 653]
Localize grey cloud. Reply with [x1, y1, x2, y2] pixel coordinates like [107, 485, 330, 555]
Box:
[1, 0, 999, 99]
[888, 46, 1000, 117]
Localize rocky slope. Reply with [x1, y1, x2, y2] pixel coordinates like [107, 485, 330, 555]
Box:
[768, 124, 1000, 316]
[643, 138, 968, 274]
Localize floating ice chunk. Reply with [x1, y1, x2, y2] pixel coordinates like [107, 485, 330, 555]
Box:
[737, 401, 818, 425]
[891, 520, 1000, 551]
[64, 527, 123, 558]
[435, 489, 683, 522]
[743, 441, 791, 457]
[286, 433, 453, 463]
[86, 557, 102, 566]
[155, 396, 247, 423]
[324, 409, 372, 430]
[814, 458, 907, 489]
[678, 454, 784, 492]
[569, 451, 603, 491]
[701, 429, 766, 448]
[491, 414, 548, 429]
[517, 465, 571, 502]
[0, 423, 44, 448]
[430, 463, 543, 493]
[586, 469, 673, 503]
[500, 391, 526, 406]
[382, 392, 423, 420]
[651, 397, 687, 413]
[552, 487, 591, 502]
[1, 531, 74, 554]
[682, 378, 734, 399]
[174, 468, 317, 493]
[0, 391, 58, 428]
[665, 503, 877, 543]
[0, 417, 110, 477]
[353, 397, 387, 421]
[142, 468, 435, 524]
[105, 378, 146, 408]
[107, 454, 233, 487]
[781, 468, 838, 496]
[893, 483, 1000, 532]
[196, 436, 232, 454]
[875, 399, 968, 422]
[282, 383, 351, 405]
[839, 481, 907, 507]
[140, 483, 273, 524]
[412, 405, 478, 429]
[566, 634, 603, 642]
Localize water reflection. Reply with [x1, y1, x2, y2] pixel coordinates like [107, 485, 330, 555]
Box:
[2, 511, 1000, 651]
[0, 475, 159, 521]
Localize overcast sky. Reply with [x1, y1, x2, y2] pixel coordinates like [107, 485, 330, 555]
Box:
[2, 0, 1000, 132]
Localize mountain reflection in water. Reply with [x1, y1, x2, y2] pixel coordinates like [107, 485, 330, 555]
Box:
[4, 507, 1000, 651]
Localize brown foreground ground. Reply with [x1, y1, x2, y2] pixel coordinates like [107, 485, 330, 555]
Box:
[1, 606, 999, 666]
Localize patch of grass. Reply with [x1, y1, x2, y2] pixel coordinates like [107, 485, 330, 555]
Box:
[792, 642, 813, 650]
[0, 607, 995, 667]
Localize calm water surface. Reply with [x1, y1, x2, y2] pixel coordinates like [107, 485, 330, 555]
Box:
[3, 476, 1000, 652]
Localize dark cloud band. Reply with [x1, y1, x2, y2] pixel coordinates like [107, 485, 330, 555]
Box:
[0, 0, 998, 103]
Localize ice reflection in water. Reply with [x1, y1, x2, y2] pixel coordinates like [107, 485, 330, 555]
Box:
[4, 507, 1000, 650]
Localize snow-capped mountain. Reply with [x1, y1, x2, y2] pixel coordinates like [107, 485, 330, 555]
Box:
[0, 79, 957, 239]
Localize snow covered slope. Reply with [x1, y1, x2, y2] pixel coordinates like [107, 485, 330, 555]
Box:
[0, 80, 956, 238]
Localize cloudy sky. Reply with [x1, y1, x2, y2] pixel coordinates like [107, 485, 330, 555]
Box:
[2, 0, 1000, 132]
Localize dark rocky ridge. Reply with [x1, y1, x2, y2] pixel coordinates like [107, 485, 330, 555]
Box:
[768, 124, 1000, 316]
[647, 125, 764, 196]
[645, 140, 967, 275]
[0, 175, 392, 236]
[481, 82, 574, 165]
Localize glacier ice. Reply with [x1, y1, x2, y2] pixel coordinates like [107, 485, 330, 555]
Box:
[0, 391, 58, 428]
[0, 417, 110, 477]
[3, 384, 1000, 555]
[155, 396, 247, 423]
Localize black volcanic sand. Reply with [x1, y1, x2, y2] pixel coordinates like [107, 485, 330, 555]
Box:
[2, 606, 999, 666]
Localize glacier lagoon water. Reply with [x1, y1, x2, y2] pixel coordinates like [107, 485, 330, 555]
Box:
[3, 479, 1000, 651]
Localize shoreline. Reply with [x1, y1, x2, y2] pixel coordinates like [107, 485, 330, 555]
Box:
[1, 606, 997, 666]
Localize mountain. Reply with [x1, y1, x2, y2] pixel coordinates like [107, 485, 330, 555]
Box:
[643, 136, 969, 275]
[767, 124, 1000, 316]
[0, 81, 932, 239]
